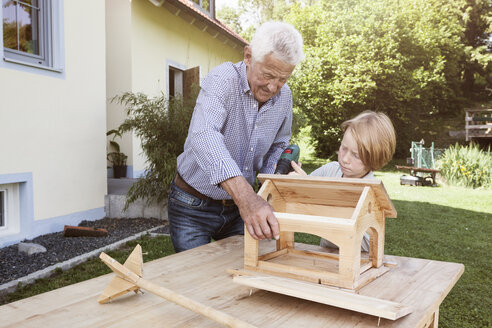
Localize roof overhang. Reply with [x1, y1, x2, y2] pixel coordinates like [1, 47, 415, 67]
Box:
[148, 0, 248, 50]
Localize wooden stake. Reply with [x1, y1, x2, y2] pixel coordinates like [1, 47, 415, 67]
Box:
[99, 245, 257, 328]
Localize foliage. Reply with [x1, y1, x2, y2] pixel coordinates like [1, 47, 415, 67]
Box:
[106, 129, 127, 166]
[111, 90, 197, 208]
[286, 0, 470, 158]
[106, 151, 128, 167]
[438, 143, 492, 188]
[216, 5, 244, 36]
[217, 0, 301, 41]
[218, 0, 491, 157]
[461, 0, 492, 99]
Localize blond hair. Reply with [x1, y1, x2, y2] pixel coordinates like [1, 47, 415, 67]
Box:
[341, 111, 396, 171]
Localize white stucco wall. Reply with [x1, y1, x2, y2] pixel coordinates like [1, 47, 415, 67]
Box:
[106, 0, 244, 176]
[0, 1, 107, 246]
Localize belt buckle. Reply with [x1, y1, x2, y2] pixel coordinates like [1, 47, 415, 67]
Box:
[221, 199, 235, 206]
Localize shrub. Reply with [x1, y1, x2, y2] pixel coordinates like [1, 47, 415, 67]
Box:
[438, 143, 492, 189]
[111, 90, 197, 208]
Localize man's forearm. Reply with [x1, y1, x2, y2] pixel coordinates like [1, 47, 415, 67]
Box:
[220, 175, 255, 205]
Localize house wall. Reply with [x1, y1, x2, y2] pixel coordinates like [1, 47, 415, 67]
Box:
[0, 1, 107, 247]
[105, 0, 134, 176]
[106, 0, 244, 177]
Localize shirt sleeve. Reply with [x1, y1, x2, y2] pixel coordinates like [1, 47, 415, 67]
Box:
[310, 161, 340, 177]
[259, 89, 293, 174]
[188, 72, 243, 186]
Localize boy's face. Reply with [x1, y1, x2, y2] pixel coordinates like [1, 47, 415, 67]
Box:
[338, 129, 369, 178]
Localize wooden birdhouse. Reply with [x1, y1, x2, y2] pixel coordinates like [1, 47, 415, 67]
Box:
[243, 174, 397, 290]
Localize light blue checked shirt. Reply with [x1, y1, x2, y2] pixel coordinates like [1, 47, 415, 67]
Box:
[176, 61, 293, 200]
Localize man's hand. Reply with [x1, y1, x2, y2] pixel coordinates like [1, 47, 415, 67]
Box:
[221, 176, 280, 240]
[289, 161, 307, 176]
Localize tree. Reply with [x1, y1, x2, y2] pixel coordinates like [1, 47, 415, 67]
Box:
[216, 5, 244, 36]
[462, 0, 492, 98]
[287, 0, 468, 157]
[217, 0, 300, 41]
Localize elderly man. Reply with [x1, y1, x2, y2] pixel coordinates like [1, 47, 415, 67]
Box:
[168, 22, 304, 252]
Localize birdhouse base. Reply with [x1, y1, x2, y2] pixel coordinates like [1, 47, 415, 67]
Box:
[243, 246, 391, 290]
[230, 264, 412, 321]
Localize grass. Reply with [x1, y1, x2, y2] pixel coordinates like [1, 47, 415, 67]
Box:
[293, 160, 491, 327]
[0, 234, 175, 305]
[375, 165, 492, 328]
[2, 160, 491, 327]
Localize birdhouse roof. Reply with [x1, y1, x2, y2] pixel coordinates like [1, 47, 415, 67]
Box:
[257, 174, 397, 218]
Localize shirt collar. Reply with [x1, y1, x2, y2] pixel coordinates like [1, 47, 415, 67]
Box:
[238, 61, 282, 105]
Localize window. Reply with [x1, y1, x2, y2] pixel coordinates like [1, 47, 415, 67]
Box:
[167, 63, 200, 100]
[0, 190, 4, 227]
[0, 183, 20, 236]
[191, 0, 214, 18]
[2, 0, 52, 66]
[169, 66, 183, 98]
[2, 0, 63, 72]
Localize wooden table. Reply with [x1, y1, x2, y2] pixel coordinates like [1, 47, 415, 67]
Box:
[395, 165, 441, 186]
[0, 236, 463, 327]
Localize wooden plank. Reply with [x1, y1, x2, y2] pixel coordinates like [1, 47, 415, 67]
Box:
[465, 124, 492, 129]
[0, 237, 464, 328]
[353, 265, 390, 290]
[275, 212, 355, 229]
[244, 227, 259, 267]
[395, 165, 441, 173]
[287, 248, 341, 261]
[285, 203, 354, 219]
[255, 259, 341, 285]
[232, 275, 413, 320]
[258, 248, 288, 261]
[276, 231, 294, 250]
[257, 179, 286, 212]
[99, 251, 257, 328]
[263, 251, 340, 273]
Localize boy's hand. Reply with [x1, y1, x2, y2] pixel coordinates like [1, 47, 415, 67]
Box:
[289, 161, 307, 176]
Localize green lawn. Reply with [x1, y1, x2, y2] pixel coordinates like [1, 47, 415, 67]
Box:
[1, 162, 491, 327]
[376, 169, 492, 328]
[297, 161, 492, 327]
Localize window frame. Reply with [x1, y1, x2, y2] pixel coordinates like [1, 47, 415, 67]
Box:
[0, 183, 19, 235]
[3, 0, 52, 66]
[1, 0, 64, 74]
[168, 65, 184, 98]
[0, 189, 5, 227]
[190, 0, 215, 18]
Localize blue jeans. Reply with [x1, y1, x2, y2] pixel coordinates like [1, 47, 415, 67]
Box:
[167, 179, 244, 253]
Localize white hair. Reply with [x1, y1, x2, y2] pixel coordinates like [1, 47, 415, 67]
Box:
[250, 21, 304, 66]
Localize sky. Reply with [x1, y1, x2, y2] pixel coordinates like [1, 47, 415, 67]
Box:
[215, 0, 238, 10]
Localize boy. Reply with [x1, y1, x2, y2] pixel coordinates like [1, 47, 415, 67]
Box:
[290, 110, 396, 251]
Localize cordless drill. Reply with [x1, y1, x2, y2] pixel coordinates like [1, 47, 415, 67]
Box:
[274, 144, 300, 174]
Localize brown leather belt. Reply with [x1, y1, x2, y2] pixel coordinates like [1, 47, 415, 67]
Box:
[174, 173, 235, 206]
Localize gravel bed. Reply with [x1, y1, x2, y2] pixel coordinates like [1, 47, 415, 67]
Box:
[0, 217, 167, 285]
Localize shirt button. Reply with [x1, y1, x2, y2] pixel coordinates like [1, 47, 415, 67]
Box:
[244, 167, 249, 171]
[250, 147, 254, 152]
[254, 125, 258, 130]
